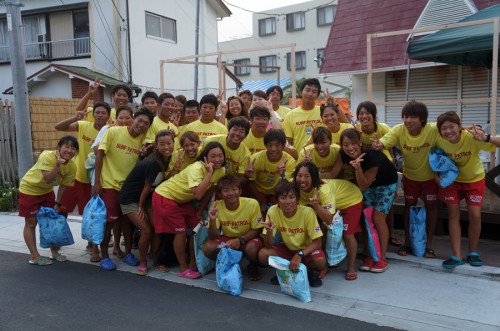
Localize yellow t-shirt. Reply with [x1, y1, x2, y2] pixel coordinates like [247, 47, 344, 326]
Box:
[155, 161, 225, 203]
[360, 122, 392, 160]
[166, 147, 200, 173]
[326, 179, 363, 210]
[331, 123, 354, 146]
[85, 107, 116, 123]
[215, 197, 263, 237]
[19, 150, 76, 195]
[144, 117, 179, 144]
[298, 183, 336, 214]
[74, 121, 99, 183]
[264, 205, 323, 251]
[185, 120, 228, 146]
[250, 151, 296, 195]
[283, 106, 322, 150]
[436, 130, 496, 183]
[275, 105, 291, 122]
[204, 135, 250, 175]
[98, 126, 144, 190]
[298, 144, 340, 174]
[242, 130, 266, 156]
[380, 123, 439, 181]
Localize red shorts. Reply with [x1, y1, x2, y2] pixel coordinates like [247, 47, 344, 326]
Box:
[439, 178, 486, 206]
[18, 191, 55, 218]
[402, 176, 438, 205]
[272, 243, 325, 267]
[340, 202, 363, 235]
[152, 193, 199, 234]
[215, 235, 264, 251]
[101, 188, 122, 222]
[58, 180, 92, 215]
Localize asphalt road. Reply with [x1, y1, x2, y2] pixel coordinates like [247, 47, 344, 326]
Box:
[0, 250, 397, 330]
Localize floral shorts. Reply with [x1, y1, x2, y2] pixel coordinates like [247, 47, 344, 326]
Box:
[362, 183, 397, 215]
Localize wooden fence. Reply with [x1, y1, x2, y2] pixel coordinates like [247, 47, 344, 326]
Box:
[0, 99, 18, 186]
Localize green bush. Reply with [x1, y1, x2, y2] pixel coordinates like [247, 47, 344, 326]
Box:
[0, 185, 18, 212]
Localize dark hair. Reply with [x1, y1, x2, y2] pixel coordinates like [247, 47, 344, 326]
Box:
[217, 174, 241, 191]
[115, 105, 133, 118]
[226, 95, 248, 119]
[274, 181, 300, 202]
[134, 107, 154, 124]
[300, 78, 321, 96]
[340, 128, 362, 146]
[57, 135, 79, 153]
[196, 141, 226, 167]
[320, 103, 339, 116]
[312, 126, 332, 144]
[175, 94, 187, 104]
[183, 99, 200, 113]
[264, 129, 286, 146]
[293, 161, 324, 189]
[356, 101, 378, 131]
[252, 90, 267, 100]
[266, 85, 283, 99]
[238, 90, 252, 98]
[141, 91, 158, 104]
[436, 111, 461, 136]
[199, 94, 219, 108]
[249, 106, 270, 120]
[158, 92, 175, 106]
[228, 117, 250, 136]
[180, 131, 200, 146]
[149, 130, 175, 172]
[112, 84, 132, 98]
[401, 100, 428, 126]
[93, 101, 111, 115]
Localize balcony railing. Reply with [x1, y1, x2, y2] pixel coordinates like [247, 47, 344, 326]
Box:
[0, 37, 90, 63]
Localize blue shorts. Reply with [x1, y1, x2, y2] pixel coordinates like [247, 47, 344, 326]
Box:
[362, 183, 397, 214]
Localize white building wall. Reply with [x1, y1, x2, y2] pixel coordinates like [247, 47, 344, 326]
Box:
[351, 73, 386, 123]
[29, 71, 71, 97]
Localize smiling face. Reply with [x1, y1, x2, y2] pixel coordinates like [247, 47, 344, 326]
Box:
[295, 166, 313, 192]
[220, 185, 241, 206]
[129, 114, 151, 137]
[143, 97, 158, 115]
[252, 95, 266, 108]
[357, 107, 374, 128]
[403, 115, 423, 135]
[93, 106, 110, 128]
[184, 106, 200, 124]
[156, 135, 174, 158]
[439, 120, 461, 143]
[240, 93, 252, 110]
[341, 136, 363, 159]
[251, 115, 269, 134]
[113, 88, 129, 108]
[182, 138, 200, 158]
[115, 110, 133, 126]
[200, 103, 217, 123]
[321, 106, 339, 127]
[58, 142, 77, 161]
[206, 147, 225, 169]
[227, 126, 246, 146]
[278, 190, 298, 216]
[265, 140, 284, 162]
[314, 139, 331, 158]
[228, 99, 243, 117]
[159, 97, 175, 121]
[301, 84, 319, 107]
[268, 89, 282, 108]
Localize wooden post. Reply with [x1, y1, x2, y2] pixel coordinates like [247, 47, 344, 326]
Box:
[222, 63, 227, 100]
[291, 43, 297, 108]
[217, 53, 223, 97]
[367, 34, 373, 100]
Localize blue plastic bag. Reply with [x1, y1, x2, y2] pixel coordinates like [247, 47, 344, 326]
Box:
[216, 247, 243, 296]
[194, 226, 215, 275]
[82, 195, 107, 245]
[268, 256, 311, 303]
[363, 206, 381, 262]
[429, 148, 458, 188]
[325, 211, 347, 266]
[37, 207, 74, 248]
[409, 206, 427, 257]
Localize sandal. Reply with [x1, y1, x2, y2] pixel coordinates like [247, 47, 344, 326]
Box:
[389, 237, 402, 247]
[50, 253, 68, 262]
[100, 258, 116, 271]
[246, 264, 261, 281]
[155, 264, 170, 273]
[29, 256, 53, 266]
[424, 248, 437, 259]
[123, 253, 140, 266]
[137, 266, 148, 276]
[345, 272, 358, 281]
[177, 268, 202, 279]
[466, 252, 483, 267]
[397, 246, 412, 257]
[442, 256, 464, 269]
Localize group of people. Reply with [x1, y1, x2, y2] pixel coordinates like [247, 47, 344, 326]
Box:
[19, 77, 500, 288]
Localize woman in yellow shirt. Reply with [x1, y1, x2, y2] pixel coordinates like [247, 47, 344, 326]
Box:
[19, 136, 78, 266]
[319, 103, 353, 146]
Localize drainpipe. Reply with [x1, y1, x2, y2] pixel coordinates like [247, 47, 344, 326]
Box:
[126, 0, 132, 84]
[193, 0, 200, 99]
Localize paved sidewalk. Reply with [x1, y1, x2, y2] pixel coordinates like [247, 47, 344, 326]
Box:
[1, 212, 499, 331]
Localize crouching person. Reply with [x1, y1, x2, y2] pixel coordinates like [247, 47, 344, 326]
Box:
[204, 175, 264, 281]
[258, 182, 326, 287]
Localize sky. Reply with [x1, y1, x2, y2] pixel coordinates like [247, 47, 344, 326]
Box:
[217, 0, 312, 42]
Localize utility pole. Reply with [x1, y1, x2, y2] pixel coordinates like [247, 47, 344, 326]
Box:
[4, 0, 33, 178]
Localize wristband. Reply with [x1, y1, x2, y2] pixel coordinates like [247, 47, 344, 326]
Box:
[485, 134, 491, 142]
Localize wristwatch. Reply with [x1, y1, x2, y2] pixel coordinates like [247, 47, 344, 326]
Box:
[238, 237, 245, 245]
[297, 250, 305, 259]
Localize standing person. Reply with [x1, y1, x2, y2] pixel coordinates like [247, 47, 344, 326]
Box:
[266, 85, 290, 122]
[173, 95, 187, 124]
[243, 107, 270, 155]
[19, 136, 78, 266]
[298, 127, 340, 177]
[86, 84, 132, 123]
[258, 182, 326, 287]
[120, 130, 175, 275]
[185, 94, 228, 146]
[166, 131, 201, 178]
[153, 142, 226, 279]
[93, 108, 153, 271]
[218, 96, 248, 126]
[251, 90, 282, 129]
[435, 111, 497, 269]
[144, 93, 179, 144]
[177, 100, 200, 135]
[319, 103, 353, 145]
[238, 89, 253, 112]
[333, 128, 398, 273]
[283, 78, 323, 150]
[373, 101, 440, 258]
[141, 91, 159, 116]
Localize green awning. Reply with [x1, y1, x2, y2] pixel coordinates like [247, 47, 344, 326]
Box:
[407, 4, 500, 68]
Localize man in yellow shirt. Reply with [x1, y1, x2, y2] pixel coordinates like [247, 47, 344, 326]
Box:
[258, 182, 326, 287]
[283, 78, 322, 150]
[185, 94, 228, 145]
[83, 83, 132, 123]
[177, 100, 200, 136]
[94, 108, 153, 271]
[144, 93, 179, 144]
[204, 175, 264, 280]
[243, 107, 270, 155]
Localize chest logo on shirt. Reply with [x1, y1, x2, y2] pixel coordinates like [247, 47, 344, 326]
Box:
[402, 143, 430, 153]
[279, 226, 304, 234]
[116, 143, 140, 155]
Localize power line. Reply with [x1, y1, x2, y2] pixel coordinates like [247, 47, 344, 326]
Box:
[221, 0, 335, 17]
[111, 0, 125, 23]
[89, 36, 128, 81]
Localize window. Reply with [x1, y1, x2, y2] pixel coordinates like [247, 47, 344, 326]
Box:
[286, 51, 306, 71]
[145, 12, 176, 42]
[234, 58, 250, 76]
[259, 55, 277, 73]
[316, 48, 325, 68]
[286, 12, 305, 31]
[258, 17, 276, 36]
[73, 10, 90, 55]
[317, 5, 336, 26]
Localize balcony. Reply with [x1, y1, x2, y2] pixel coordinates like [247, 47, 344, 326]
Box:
[0, 37, 90, 63]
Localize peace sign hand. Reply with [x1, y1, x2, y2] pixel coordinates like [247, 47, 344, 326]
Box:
[277, 157, 288, 177]
[303, 147, 313, 162]
[370, 133, 383, 150]
[75, 109, 90, 121]
[55, 150, 66, 165]
[220, 100, 228, 115]
[349, 153, 365, 170]
[89, 77, 101, 94]
[466, 123, 487, 141]
[322, 88, 336, 105]
[308, 187, 319, 207]
[245, 157, 256, 178]
[208, 200, 219, 221]
[201, 157, 214, 175]
[174, 149, 185, 169]
[262, 214, 275, 231]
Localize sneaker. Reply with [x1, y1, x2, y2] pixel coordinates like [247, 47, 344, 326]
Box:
[308, 271, 323, 288]
[123, 253, 140, 266]
[359, 258, 374, 271]
[370, 260, 389, 273]
[442, 256, 465, 269]
[466, 252, 483, 267]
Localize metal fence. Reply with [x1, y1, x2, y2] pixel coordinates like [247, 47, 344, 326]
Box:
[0, 100, 18, 186]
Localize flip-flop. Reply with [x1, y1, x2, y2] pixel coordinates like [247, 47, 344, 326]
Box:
[442, 256, 464, 269]
[50, 253, 68, 262]
[137, 266, 148, 276]
[155, 265, 170, 273]
[345, 272, 358, 281]
[100, 258, 116, 271]
[424, 248, 437, 259]
[29, 256, 53, 266]
[177, 268, 201, 279]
